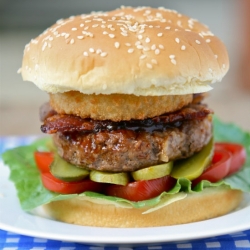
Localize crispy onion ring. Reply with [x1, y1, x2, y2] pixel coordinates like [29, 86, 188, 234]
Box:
[49, 92, 193, 121]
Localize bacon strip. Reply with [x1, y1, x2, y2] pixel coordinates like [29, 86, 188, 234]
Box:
[41, 103, 212, 134]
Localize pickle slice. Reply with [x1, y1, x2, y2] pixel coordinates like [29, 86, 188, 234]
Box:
[90, 171, 129, 186]
[170, 138, 214, 180]
[131, 162, 173, 181]
[50, 154, 89, 182]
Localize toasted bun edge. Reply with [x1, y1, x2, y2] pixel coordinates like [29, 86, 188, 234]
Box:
[35, 187, 242, 228]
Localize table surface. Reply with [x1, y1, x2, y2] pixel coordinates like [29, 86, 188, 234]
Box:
[0, 137, 250, 250]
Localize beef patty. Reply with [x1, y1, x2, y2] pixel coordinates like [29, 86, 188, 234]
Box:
[51, 116, 212, 172]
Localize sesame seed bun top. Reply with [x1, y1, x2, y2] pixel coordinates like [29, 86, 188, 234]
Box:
[21, 6, 229, 96]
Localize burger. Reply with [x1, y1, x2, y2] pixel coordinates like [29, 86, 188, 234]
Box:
[3, 6, 249, 228]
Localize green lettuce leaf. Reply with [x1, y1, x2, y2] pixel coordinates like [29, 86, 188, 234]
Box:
[1, 117, 250, 211]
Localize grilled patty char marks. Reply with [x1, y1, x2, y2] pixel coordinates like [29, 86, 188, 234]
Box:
[52, 116, 212, 172]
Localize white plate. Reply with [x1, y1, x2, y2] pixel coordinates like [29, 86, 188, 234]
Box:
[0, 161, 250, 246]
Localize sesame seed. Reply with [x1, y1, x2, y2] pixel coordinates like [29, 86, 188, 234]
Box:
[145, 37, 150, 43]
[195, 40, 201, 44]
[137, 45, 143, 49]
[135, 41, 141, 46]
[17, 68, 22, 74]
[175, 38, 180, 44]
[159, 44, 164, 49]
[84, 26, 89, 30]
[125, 43, 131, 46]
[120, 27, 127, 32]
[146, 63, 153, 69]
[140, 54, 146, 60]
[83, 52, 88, 57]
[109, 34, 115, 38]
[165, 26, 171, 30]
[85, 20, 91, 23]
[96, 49, 102, 54]
[70, 39, 74, 44]
[151, 59, 157, 64]
[100, 52, 108, 57]
[103, 31, 108, 35]
[65, 33, 70, 39]
[155, 49, 160, 55]
[92, 24, 99, 28]
[157, 33, 163, 37]
[42, 42, 47, 51]
[56, 18, 64, 24]
[101, 25, 106, 28]
[151, 44, 156, 50]
[206, 39, 211, 43]
[89, 48, 95, 53]
[181, 45, 186, 50]
[31, 39, 38, 44]
[80, 23, 84, 27]
[171, 59, 177, 65]
[138, 35, 143, 40]
[215, 54, 218, 59]
[121, 32, 128, 37]
[128, 48, 134, 53]
[72, 27, 77, 31]
[169, 54, 175, 59]
[77, 36, 84, 39]
[114, 42, 120, 48]
[177, 20, 182, 27]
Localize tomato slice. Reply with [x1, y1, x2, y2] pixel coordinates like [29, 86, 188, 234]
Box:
[215, 143, 246, 176]
[34, 151, 54, 173]
[192, 150, 231, 187]
[41, 172, 104, 194]
[105, 175, 176, 201]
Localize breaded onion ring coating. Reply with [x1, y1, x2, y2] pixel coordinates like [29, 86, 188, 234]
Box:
[49, 92, 193, 121]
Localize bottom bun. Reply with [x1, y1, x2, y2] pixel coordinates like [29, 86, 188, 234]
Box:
[40, 187, 242, 228]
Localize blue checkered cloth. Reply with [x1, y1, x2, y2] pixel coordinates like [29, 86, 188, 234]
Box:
[0, 137, 250, 250]
[0, 229, 250, 249]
